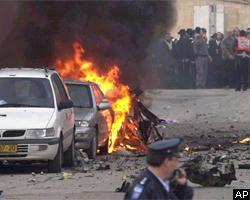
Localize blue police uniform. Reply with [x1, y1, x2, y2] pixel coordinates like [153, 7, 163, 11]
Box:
[124, 138, 193, 200]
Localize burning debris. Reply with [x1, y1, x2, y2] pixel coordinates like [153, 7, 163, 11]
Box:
[239, 137, 250, 144]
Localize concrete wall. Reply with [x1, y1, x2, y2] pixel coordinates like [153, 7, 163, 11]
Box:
[171, 0, 250, 38]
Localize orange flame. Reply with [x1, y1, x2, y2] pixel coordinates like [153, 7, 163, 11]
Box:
[239, 137, 250, 144]
[55, 42, 146, 153]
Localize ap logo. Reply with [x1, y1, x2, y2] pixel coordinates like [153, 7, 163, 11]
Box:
[233, 189, 250, 200]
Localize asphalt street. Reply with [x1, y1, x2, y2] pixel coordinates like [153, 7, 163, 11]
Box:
[1, 89, 250, 200]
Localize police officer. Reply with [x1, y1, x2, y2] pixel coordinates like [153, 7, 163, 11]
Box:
[124, 138, 193, 200]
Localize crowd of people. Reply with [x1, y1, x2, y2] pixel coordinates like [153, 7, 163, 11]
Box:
[158, 27, 250, 91]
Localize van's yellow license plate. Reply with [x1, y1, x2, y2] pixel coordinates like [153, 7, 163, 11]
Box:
[0, 145, 18, 153]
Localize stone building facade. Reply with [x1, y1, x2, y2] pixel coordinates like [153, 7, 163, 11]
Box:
[171, 0, 250, 37]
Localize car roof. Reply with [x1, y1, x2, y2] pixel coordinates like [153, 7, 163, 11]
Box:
[0, 68, 57, 78]
[64, 79, 97, 86]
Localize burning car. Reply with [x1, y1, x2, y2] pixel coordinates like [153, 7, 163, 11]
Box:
[65, 80, 114, 159]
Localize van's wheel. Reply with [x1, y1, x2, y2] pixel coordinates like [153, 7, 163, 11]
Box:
[64, 133, 75, 167]
[48, 138, 63, 173]
[86, 130, 98, 159]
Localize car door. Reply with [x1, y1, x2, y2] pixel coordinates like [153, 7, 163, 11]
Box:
[92, 85, 110, 144]
[51, 74, 73, 150]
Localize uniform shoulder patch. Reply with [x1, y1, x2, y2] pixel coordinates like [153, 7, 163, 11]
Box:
[140, 177, 148, 185]
[130, 178, 148, 200]
[131, 184, 144, 200]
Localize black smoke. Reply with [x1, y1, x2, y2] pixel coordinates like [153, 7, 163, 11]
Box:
[0, 1, 176, 88]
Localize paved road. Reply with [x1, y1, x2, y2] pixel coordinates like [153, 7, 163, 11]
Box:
[1, 89, 250, 200]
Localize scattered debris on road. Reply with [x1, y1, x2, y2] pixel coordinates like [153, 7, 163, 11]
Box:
[183, 155, 237, 186]
[95, 163, 110, 171]
[59, 172, 73, 180]
[115, 180, 131, 192]
[238, 163, 250, 169]
[27, 178, 36, 183]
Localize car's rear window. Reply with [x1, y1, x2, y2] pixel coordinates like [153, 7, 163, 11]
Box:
[66, 84, 93, 108]
[0, 77, 54, 108]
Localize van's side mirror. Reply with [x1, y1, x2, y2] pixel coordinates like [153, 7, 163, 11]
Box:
[97, 99, 110, 111]
[58, 99, 73, 110]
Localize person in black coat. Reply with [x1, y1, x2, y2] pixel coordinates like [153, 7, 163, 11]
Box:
[124, 138, 193, 200]
[186, 28, 196, 88]
[208, 32, 224, 88]
[175, 29, 187, 88]
[175, 29, 195, 88]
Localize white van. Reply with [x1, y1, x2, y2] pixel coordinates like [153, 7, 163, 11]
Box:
[0, 68, 75, 173]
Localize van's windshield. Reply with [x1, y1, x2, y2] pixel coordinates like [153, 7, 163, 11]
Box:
[0, 78, 54, 108]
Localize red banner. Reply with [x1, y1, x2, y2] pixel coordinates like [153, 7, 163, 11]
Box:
[237, 37, 250, 51]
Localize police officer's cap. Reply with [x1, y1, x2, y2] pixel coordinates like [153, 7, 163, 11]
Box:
[148, 138, 181, 157]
